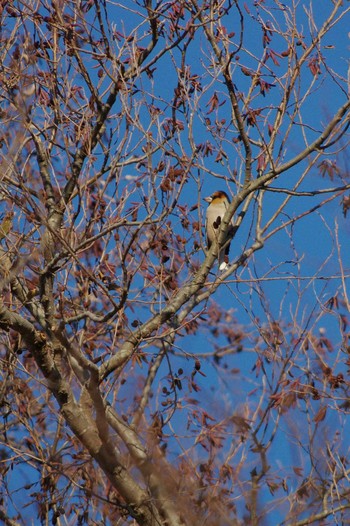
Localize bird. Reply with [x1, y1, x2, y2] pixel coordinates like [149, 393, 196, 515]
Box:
[204, 190, 233, 271]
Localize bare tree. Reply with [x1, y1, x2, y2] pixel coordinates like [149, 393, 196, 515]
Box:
[0, 1, 350, 525]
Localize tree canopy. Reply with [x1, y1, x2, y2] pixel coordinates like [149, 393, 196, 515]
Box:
[0, 1, 350, 525]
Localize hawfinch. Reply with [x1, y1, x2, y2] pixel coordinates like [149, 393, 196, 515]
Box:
[204, 190, 233, 271]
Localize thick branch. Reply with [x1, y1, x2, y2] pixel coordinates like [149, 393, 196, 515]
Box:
[0, 301, 164, 526]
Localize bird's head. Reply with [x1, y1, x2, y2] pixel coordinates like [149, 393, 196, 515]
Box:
[204, 190, 230, 205]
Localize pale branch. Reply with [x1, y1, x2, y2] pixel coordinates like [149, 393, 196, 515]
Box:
[263, 191, 342, 242]
[224, 272, 350, 284]
[265, 182, 350, 197]
[59, 396, 162, 526]
[258, 152, 324, 236]
[9, 276, 46, 326]
[0, 300, 40, 346]
[65, 308, 118, 324]
[106, 405, 188, 526]
[279, 503, 350, 526]
[272, 100, 350, 177]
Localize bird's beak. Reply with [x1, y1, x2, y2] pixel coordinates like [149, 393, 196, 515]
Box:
[203, 196, 212, 203]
